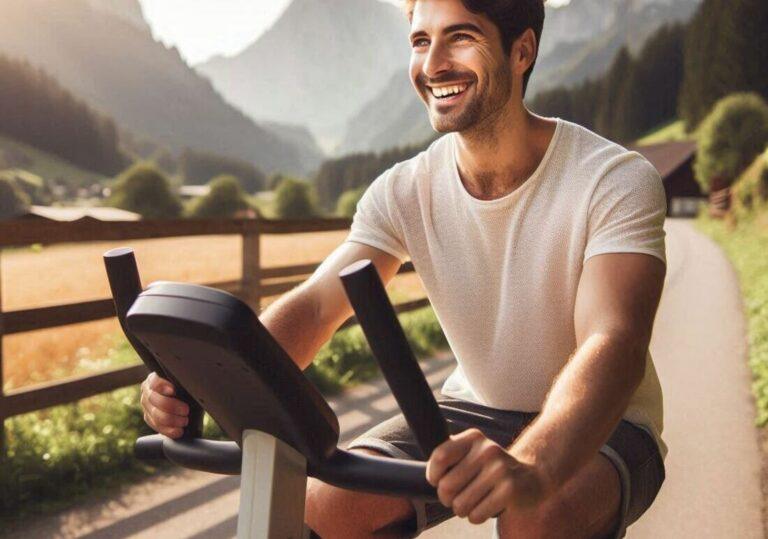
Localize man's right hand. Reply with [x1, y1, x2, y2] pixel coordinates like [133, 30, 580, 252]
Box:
[140, 372, 190, 439]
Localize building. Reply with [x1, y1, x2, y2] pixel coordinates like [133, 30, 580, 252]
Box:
[628, 140, 703, 217]
[19, 205, 141, 222]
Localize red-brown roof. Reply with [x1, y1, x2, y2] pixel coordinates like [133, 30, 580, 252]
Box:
[628, 140, 697, 181]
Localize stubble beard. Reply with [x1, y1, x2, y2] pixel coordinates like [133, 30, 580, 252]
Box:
[427, 62, 513, 135]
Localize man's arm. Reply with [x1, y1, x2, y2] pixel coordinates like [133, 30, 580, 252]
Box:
[259, 241, 403, 371]
[508, 252, 666, 491]
[140, 240, 402, 438]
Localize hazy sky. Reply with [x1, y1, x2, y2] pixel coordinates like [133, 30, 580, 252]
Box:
[138, 0, 571, 66]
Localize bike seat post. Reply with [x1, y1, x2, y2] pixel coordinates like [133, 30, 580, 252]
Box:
[237, 429, 309, 539]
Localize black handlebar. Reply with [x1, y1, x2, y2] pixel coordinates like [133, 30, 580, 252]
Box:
[103, 248, 205, 439]
[339, 259, 450, 460]
[135, 434, 435, 497]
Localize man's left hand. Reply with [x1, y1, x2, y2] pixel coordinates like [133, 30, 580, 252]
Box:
[426, 428, 553, 524]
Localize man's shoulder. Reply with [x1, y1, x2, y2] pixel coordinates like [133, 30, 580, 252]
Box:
[560, 120, 658, 182]
[374, 134, 451, 193]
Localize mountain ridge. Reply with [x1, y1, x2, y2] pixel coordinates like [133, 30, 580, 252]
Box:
[0, 0, 320, 175]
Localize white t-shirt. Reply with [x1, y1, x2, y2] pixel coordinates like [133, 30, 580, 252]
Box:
[344, 118, 668, 457]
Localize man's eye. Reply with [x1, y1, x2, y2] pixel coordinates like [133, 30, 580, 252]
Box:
[453, 33, 472, 42]
[412, 38, 429, 48]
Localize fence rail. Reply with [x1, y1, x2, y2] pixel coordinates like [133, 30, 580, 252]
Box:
[0, 217, 428, 446]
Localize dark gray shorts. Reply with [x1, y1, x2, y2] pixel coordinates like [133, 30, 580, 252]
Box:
[346, 396, 665, 538]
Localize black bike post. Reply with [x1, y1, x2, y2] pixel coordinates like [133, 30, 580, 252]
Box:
[339, 259, 449, 459]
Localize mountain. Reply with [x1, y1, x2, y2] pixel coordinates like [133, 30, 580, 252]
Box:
[0, 0, 320, 175]
[338, 0, 702, 155]
[530, 0, 702, 95]
[340, 70, 435, 155]
[196, 0, 411, 150]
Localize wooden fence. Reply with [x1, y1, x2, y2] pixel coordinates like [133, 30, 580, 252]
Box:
[0, 217, 429, 447]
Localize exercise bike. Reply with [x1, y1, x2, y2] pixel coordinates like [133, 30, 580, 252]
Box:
[103, 248, 451, 539]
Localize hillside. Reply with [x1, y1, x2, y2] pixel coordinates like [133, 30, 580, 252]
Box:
[0, 134, 106, 192]
[0, 0, 320, 175]
[196, 0, 411, 149]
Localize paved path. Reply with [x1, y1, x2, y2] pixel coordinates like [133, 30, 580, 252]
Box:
[5, 219, 763, 538]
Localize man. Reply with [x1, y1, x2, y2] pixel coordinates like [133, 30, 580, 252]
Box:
[140, 0, 668, 537]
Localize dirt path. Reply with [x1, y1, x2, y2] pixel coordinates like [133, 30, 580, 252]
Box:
[627, 219, 763, 538]
[5, 218, 762, 538]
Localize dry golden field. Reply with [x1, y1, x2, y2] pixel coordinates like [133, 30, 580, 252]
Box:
[1, 231, 425, 390]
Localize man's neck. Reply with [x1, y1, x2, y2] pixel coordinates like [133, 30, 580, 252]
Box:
[453, 106, 557, 201]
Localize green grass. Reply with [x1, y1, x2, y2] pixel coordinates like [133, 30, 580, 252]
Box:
[636, 119, 696, 146]
[0, 134, 106, 189]
[695, 193, 768, 425]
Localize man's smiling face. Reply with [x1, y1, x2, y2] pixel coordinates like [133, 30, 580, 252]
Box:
[408, 0, 514, 134]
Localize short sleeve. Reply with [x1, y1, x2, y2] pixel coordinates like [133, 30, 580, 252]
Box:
[584, 153, 667, 265]
[344, 168, 409, 263]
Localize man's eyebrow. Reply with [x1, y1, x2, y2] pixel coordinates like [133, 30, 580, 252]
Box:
[409, 23, 485, 41]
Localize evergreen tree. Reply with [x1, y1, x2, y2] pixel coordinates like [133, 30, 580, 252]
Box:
[595, 47, 633, 140]
[679, 0, 768, 130]
[189, 175, 254, 218]
[108, 162, 182, 219]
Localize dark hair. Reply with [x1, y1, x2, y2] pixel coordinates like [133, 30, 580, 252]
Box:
[404, 0, 545, 96]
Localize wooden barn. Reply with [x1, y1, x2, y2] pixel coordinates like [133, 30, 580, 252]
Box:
[628, 140, 703, 216]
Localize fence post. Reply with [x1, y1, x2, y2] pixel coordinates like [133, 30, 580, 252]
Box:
[0, 250, 6, 454]
[242, 226, 262, 313]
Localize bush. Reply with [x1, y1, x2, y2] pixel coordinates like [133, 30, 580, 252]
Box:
[335, 186, 366, 218]
[306, 306, 447, 393]
[694, 93, 768, 192]
[733, 154, 768, 216]
[0, 176, 30, 219]
[188, 175, 255, 219]
[273, 177, 319, 219]
[108, 162, 182, 219]
[180, 149, 266, 193]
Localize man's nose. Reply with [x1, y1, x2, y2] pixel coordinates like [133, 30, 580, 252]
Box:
[422, 42, 452, 80]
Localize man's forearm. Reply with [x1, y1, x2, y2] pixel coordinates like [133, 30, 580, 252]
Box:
[258, 284, 340, 371]
[509, 332, 647, 491]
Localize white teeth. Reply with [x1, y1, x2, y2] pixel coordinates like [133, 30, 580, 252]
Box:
[431, 83, 468, 98]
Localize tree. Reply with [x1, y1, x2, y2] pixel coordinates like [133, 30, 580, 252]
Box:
[189, 175, 255, 218]
[679, 0, 768, 130]
[335, 186, 366, 218]
[108, 162, 182, 219]
[273, 177, 319, 219]
[0, 176, 30, 219]
[694, 93, 768, 192]
[0, 53, 127, 175]
[595, 47, 633, 140]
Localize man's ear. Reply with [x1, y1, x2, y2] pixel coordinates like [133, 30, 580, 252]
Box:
[511, 28, 538, 77]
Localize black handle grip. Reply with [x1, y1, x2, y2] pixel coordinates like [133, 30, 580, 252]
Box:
[339, 259, 449, 459]
[103, 247, 204, 438]
[135, 434, 242, 475]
